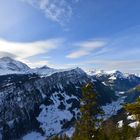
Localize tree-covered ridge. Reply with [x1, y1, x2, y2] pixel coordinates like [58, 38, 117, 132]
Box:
[51, 84, 140, 140]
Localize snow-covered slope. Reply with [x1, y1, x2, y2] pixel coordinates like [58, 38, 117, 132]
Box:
[88, 69, 126, 78]
[89, 69, 140, 92]
[0, 57, 82, 77]
[0, 57, 61, 76]
[0, 57, 30, 75]
[31, 66, 58, 76]
[22, 131, 45, 140]
[0, 66, 116, 139]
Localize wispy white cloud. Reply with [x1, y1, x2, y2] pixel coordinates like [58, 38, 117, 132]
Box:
[66, 40, 107, 59]
[0, 38, 64, 61]
[67, 50, 89, 59]
[22, 0, 79, 24]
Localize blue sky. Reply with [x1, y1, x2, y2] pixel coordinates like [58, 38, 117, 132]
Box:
[0, 0, 140, 73]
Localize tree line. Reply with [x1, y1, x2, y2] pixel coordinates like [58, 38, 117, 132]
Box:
[50, 83, 140, 140]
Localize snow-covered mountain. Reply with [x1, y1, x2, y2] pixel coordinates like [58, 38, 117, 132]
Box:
[0, 59, 117, 140]
[88, 69, 127, 78]
[31, 66, 58, 76]
[0, 57, 30, 75]
[0, 57, 140, 140]
[0, 57, 80, 77]
[0, 57, 59, 76]
[88, 69, 140, 92]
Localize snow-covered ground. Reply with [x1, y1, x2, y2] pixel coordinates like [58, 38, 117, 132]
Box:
[37, 92, 78, 138]
[127, 115, 136, 121]
[118, 120, 123, 128]
[118, 91, 125, 95]
[65, 127, 75, 138]
[109, 75, 116, 80]
[128, 121, 139, 128]
[127, 115, 139, 128]
[102, 97, 125, 120]
[22, 132, 45, 140]
[102, 82, 107, 86]
[37, 104, 73, 137]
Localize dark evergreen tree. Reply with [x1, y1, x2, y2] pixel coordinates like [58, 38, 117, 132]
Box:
[124, 97, 140, 121]
[72, 83, 104, 140]
[123, 96, 140, 139]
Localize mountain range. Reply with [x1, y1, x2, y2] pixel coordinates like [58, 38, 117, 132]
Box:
[0, 57, 140, 140]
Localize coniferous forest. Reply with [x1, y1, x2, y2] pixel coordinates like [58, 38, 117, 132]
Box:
[50, 84, 140, 140]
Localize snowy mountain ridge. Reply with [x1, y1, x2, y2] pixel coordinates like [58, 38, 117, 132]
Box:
[0, 57, 139, 78]
[0, 57, 140, 140]
[0, 57, 30, 75]
[87, 69, 140, 80]
[0, 57, 87, 77]
[87, 69, 125, 76]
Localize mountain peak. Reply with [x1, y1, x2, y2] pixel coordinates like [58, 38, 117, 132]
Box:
[66, 67, 86, 76]
[0, 57, 30, 75]
[0, 56, 14, 61]
[105, 70, 121, 74]
[39, 65, 52, 69]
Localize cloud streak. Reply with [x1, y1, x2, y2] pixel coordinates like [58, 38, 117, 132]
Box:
[0, 38, 64, 60]
[22, 0, 79, 24]
[66, 40, 107, 59]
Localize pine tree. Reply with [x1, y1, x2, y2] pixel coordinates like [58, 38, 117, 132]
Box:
[123, 96, 140, 139]
[124, 97, 140, 121]
[72, 83, 104, 140]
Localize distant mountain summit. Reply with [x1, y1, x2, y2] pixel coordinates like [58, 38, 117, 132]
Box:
[88, 69, 140, 92]
[31, 65, 57, 75]
[0, 57, 30, 75]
